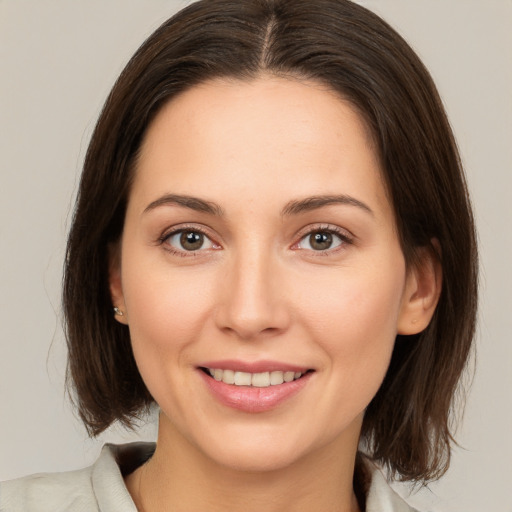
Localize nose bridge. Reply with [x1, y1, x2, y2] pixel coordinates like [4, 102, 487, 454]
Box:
[216, 240, 288, 339]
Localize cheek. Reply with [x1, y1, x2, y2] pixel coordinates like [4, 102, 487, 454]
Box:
[121, 255, 216, 360]
[120, 262, 219, 415]
[300, 267, 403, 333]
[296, 261, 405, 378]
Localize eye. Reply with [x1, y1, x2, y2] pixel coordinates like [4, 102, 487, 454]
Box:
[164, 229, 217, 253]
[296, 229, 347, 251]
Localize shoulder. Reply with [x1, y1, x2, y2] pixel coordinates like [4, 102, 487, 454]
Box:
[0, 443, 153, 512]
[1, 443, 421, 512]
[364, 459, 420, 512]
[0, 464, 96, 512]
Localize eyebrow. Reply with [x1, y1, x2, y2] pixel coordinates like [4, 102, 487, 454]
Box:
[143, 194, 225, 216]
[143, 193, 373, 217]
[281, 195, 374, 216]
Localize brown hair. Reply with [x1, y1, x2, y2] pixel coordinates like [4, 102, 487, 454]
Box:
[64, 0, 478, 482]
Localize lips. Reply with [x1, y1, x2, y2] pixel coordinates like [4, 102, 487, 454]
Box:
[198, 361, 313, 413]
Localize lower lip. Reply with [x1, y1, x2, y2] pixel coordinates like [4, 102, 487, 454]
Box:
[199, 370, 312, 413]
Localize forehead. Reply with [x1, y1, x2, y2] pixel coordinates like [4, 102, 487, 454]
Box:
[131, 76, 390, 220]
[140, 75, 376, 159]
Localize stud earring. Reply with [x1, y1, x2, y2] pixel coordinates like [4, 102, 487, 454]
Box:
[113, 307, 124, 316]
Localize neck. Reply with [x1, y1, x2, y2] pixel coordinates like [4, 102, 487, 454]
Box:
[127, 419, 362, 512]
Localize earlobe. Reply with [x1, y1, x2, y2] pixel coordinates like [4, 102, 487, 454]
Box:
[397, 243, 442, 335]
[109, 243, 128, 325]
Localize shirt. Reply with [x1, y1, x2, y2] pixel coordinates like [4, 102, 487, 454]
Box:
[0, 443, 418, 511]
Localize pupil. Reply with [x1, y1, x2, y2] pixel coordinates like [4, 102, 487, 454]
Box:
[311, 232, 332, 250]
[180, 231, 203, 251]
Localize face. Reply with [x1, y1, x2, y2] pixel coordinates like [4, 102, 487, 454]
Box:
[111, 76, 427, 472]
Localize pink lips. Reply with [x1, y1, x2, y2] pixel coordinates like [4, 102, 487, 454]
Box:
[198, 360, 313, 413]
[200, 359, 309, 374]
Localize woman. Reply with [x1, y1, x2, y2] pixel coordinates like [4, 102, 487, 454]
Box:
[1, 0, 477, 510]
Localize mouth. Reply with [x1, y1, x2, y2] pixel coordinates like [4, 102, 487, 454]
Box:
[198, 364, 314, 413]
[200, 367, 312, 388]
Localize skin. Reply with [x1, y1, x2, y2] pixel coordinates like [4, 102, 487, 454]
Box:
[110, 75, 441, 512]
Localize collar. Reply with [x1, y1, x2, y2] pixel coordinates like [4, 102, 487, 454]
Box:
[95, 442, 418, 512]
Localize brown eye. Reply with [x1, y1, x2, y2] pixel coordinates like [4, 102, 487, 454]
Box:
[180, 231, 205, 251]
[165, 229, 216, 253]
[296, 230, 345, 252]
[309, 232, 333, 250]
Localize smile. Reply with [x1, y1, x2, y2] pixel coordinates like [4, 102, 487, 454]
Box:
[206, 368, 304, 387]
[200, 367, 313, 413]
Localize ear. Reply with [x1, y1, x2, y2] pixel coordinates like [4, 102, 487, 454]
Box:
[109, 243, 129, 325]
[397, 241, 442, 335]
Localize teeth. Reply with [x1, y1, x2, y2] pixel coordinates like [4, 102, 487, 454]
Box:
[270, 371, 284, 385]
[284, 371, 295, 382]
[234, 371, 252, 386]
[252, 372, 270, 387]
[207, 369, 304, 387]
[222, 369, 235, 384]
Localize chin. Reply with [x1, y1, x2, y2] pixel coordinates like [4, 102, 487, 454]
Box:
[188, 417, 357, 475]
[205, 441, 308, 474]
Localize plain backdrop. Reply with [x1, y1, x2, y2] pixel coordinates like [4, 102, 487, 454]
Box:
[1, 1, 511, 511]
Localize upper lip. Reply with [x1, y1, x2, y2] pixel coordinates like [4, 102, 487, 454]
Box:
[199, 360, 311, 373]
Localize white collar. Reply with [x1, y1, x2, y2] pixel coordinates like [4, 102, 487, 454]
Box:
[97, 443, 418, 512]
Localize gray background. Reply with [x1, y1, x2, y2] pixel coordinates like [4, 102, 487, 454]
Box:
[1, 1, 511, 510]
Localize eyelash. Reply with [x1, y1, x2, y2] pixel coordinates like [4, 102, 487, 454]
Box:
[158, 224, 218, 257]
[293, 224, 354, 255]
[157, 224, 353, 257]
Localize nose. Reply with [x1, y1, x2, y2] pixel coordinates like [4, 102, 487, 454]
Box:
[214, 246, 291, 341]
